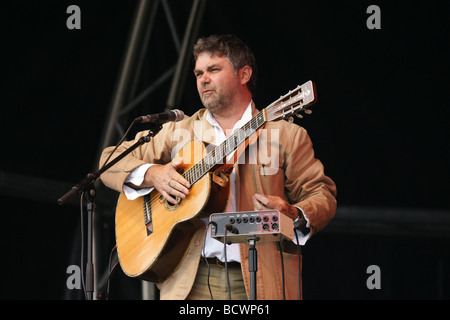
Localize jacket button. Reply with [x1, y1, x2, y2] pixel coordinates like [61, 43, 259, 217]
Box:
[194, 240, 200, 246]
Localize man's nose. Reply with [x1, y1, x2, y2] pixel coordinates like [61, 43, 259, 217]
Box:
[199, 73, 210, 85]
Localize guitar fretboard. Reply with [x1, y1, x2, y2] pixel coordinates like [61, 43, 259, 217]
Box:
[182, 110, 266, 185]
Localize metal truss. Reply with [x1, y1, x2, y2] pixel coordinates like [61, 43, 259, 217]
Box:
[96, 0, 207, 162]
[92, 0, 207, 300]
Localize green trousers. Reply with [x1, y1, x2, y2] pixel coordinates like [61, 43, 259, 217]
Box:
[186, 259, 248, 300]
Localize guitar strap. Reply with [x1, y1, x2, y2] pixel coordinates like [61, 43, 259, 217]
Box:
[212, 166, 231, 187]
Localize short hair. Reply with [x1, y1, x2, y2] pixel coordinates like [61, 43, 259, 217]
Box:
[193, 34, 257, 95]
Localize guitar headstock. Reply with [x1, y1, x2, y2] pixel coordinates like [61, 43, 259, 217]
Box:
[265, 80, 317, 122]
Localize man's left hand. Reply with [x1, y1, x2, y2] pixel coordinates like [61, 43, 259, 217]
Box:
[251, 193, 298, 221]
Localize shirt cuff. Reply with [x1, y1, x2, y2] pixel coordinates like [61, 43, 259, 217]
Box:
[293, 206, 311, 246]
[123, 163, 154, 200]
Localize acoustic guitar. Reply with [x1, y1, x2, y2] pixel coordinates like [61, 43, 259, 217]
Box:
[115, 80, 317, 282]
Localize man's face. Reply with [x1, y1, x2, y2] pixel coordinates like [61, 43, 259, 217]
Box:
[194, 52, 241, 112]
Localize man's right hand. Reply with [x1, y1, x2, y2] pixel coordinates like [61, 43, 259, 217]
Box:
[142, 158, 190, 204]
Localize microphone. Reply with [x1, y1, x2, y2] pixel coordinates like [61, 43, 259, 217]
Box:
[135, 109, 185, 124]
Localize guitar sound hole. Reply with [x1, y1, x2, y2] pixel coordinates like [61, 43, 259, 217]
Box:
[163, 196, 181, 211]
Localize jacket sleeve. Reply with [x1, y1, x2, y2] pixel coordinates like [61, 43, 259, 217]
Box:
[284, 125, 337, 236]
[98, 122, 178, 193]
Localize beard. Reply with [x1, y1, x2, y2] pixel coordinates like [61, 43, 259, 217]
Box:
[201, 91, 221, 110]
[200, 85, 237, 114]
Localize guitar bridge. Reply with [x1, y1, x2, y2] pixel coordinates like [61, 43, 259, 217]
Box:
[143, 194, 153, 236]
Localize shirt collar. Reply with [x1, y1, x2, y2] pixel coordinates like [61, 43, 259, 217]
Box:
[206, 100, 253, 133]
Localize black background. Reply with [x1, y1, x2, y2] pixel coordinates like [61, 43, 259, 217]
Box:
[0, 1, 448, 300]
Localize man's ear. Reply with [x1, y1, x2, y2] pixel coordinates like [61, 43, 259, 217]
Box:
[239, 65, 252, 86]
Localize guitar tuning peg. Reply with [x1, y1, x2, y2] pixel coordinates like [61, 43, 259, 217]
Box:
[304, 109, 312, 114]
[295, 113, 303, 118]
[288, 116, 294, 123]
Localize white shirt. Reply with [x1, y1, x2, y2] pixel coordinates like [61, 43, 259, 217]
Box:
[199, 102, 255, 263]
[123, 102, 310, 263]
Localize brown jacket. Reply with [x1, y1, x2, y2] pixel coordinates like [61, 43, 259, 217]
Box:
[99, 105, 337, 300]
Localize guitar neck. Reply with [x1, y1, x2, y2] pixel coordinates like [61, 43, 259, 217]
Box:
[183, 110, 267, 185]
[180, 80, 317, 186]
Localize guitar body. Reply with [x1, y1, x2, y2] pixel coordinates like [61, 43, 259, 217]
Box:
[115, 140, 231, 282]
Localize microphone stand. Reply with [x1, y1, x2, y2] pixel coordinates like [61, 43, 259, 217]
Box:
[57, 123, 162, 300]
[247, 236, 258, 300]
[84, 183, 95, 300]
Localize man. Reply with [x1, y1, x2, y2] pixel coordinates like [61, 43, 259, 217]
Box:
[99, 34, 337, 300]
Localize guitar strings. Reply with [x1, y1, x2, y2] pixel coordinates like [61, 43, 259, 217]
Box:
[181, 112, 264, 185]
